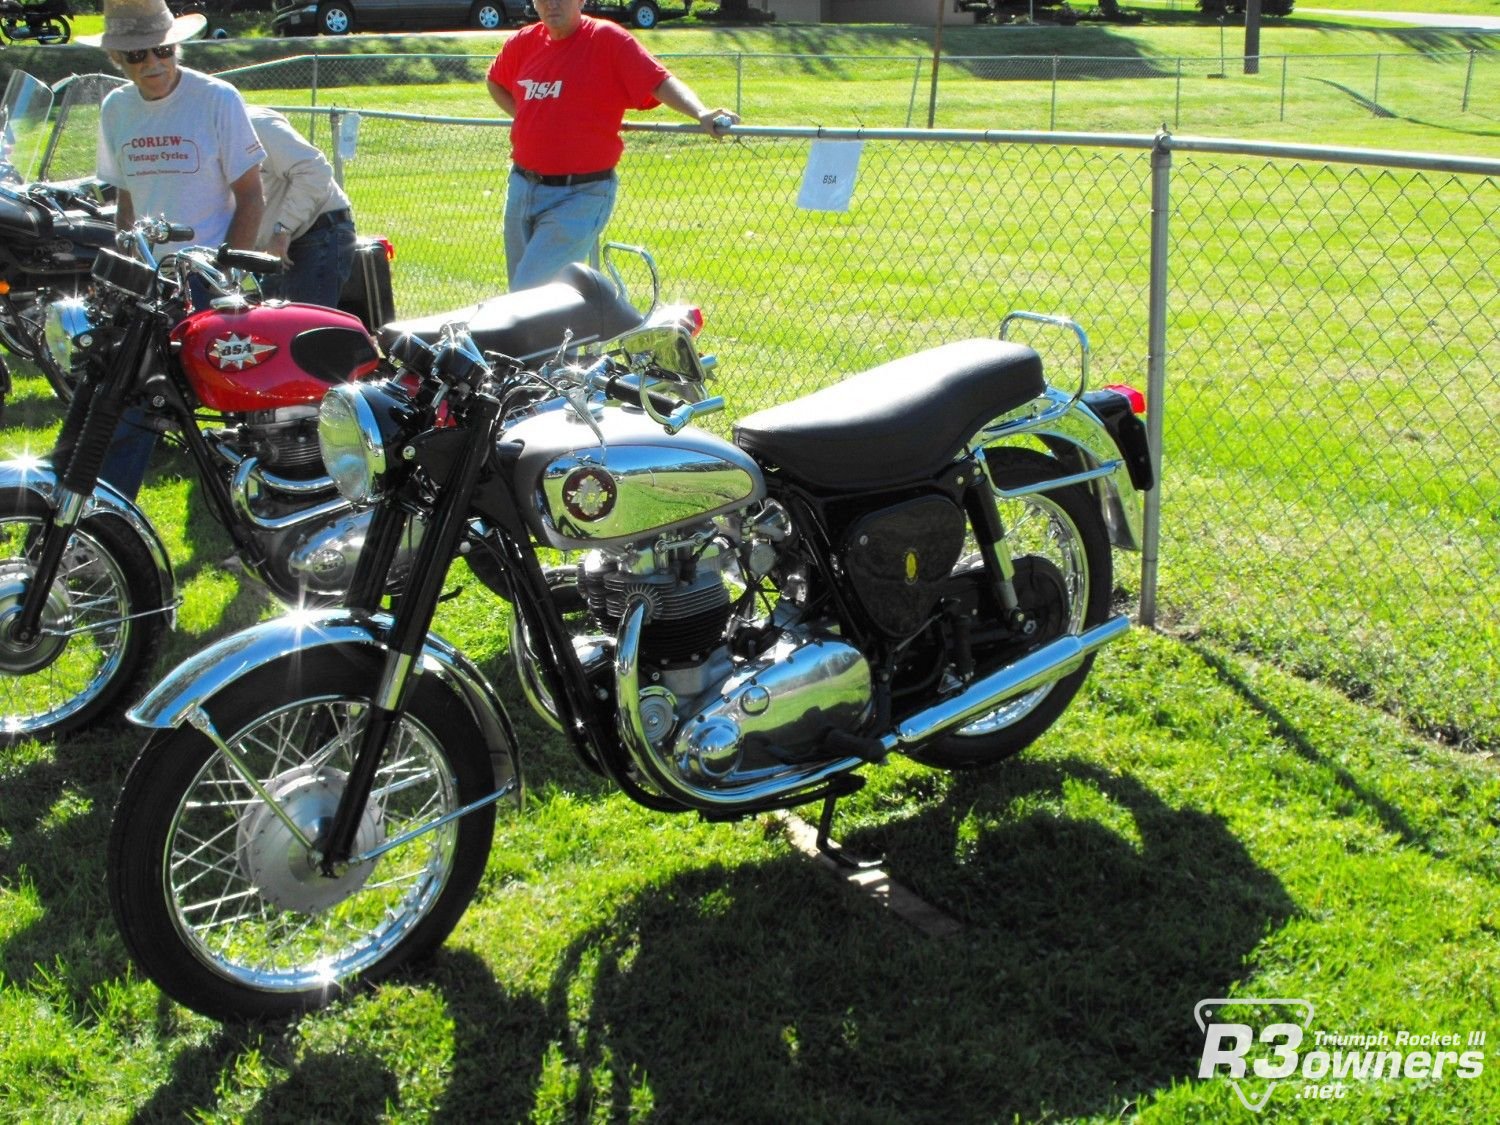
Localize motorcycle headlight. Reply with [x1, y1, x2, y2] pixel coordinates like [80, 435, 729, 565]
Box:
[318, 381, 413, 503]
[41, 295, 98, 388]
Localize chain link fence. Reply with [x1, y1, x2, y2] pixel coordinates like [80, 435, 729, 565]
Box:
[247, 97, 1496, 751]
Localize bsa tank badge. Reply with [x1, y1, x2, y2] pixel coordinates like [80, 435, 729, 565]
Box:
[562, 466, 618, 523]
[207, 333, 277, 371]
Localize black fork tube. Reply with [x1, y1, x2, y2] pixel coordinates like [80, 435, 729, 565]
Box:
[12, 313, 156, 642]
[320, 393, 503, 871]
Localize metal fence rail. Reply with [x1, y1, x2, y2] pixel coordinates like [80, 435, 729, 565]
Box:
[268, 102, 1498, 750]
[210, 48, 1500, 132]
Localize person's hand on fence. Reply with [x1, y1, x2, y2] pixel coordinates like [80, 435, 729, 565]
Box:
[700, 109, 740, 139]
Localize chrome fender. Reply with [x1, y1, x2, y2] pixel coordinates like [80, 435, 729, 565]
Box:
[980, 392, 1146, 551]
[128, 609, 521, 793]
[0, 458, 176, 619]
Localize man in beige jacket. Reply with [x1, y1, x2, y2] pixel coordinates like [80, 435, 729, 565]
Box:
[251, 106, 356, 307]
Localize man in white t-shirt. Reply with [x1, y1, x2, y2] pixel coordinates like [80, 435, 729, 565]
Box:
[93, 0, 265, 252]
[85, 0, 267, 498]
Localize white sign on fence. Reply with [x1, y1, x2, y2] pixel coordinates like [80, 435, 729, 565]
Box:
[797, 140, 863, 212]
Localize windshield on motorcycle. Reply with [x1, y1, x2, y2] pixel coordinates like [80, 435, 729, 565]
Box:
[38, 72, 128, 182]
[0, 70, 53, 185]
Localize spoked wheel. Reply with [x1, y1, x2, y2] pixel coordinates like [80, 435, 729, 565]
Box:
[0, 487, 166, 744]
[911, 447, 1112, 769]
[109, 654, 502, 1021]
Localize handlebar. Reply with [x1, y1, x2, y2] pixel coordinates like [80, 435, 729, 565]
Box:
[593, 364, 724, 434]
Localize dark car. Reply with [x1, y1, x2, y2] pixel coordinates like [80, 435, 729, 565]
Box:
[272, 0, 529, 35]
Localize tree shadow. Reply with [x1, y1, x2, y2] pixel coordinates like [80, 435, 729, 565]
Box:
[428, 756, 1295, 1120]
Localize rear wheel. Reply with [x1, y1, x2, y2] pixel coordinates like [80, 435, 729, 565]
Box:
[911, 447, 1112, 769]
[109, 653, 499, 1021]
[0, 487, 166, 745]
[317, 1, 353, 33]
[629, 0, 658, 27]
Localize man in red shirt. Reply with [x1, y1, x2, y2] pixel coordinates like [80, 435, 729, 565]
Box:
[486, 0, 738, 290]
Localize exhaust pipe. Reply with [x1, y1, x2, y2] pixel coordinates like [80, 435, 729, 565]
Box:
[879, 614, 1129, 754]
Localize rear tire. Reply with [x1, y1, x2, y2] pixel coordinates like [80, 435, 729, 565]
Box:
[109, 652, 498, 1021]
[0, 487, 166, 745]
[911, 447, 1112, 769]
[317, 1, 353, 33]
[470, 0, 504, 27]
[629, 0, 658, 27]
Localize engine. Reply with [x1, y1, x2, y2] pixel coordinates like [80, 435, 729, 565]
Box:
[218, 405, 325, 478]
[541, 500, 875, 789]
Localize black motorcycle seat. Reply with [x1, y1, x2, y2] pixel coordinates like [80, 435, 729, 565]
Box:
[733, 338, 1046, 491]
[376, 263, 645, 360]
[0, 188, 50, 241]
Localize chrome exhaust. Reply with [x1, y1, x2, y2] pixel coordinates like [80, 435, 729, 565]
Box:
[879, 614, 1129, 754]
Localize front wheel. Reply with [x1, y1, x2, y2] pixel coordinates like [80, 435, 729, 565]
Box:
[0, 487, 166, 745]
[109, 652, 499, 1021]
[911, 446, 1112, 769]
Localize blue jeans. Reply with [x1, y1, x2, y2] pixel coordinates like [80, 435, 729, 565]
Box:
[504, 171, 618, 292]
[261, 216, 358, 308]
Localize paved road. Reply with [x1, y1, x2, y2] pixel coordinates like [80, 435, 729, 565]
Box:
[1299, 8, 1500, 30]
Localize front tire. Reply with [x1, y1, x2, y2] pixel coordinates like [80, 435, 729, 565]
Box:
[912, 447, 1112, 769]
[109, 652, 498, 1021]
[0, 487, 166, 744]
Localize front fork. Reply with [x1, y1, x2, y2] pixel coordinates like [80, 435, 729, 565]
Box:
[319, 392, 503, 873]
[9, 314, 152, 644]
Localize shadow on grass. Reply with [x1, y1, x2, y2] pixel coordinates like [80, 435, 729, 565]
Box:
[415, 756, 1295, 1120]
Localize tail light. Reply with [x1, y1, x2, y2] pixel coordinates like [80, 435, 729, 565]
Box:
[683, 306, 704, 337]
[1101, 383, 1147, 414]
[372, 236, 395, 262]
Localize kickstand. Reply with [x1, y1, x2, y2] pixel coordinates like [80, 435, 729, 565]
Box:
[814, 790, 884, 871]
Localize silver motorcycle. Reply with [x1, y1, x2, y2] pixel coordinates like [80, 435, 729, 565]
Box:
[108, 305, 1153, 1020]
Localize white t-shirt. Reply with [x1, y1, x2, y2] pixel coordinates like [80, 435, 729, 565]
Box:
[96, 67, 265, 249]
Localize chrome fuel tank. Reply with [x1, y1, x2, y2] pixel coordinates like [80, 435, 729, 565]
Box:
[507, 406, 765, 550]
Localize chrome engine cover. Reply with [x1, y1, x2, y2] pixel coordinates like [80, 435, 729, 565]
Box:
[673, 632, 873, 782]
[285, 506, 425, 596]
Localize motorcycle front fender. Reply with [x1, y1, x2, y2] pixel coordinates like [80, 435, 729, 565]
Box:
[127, 609, 521, 790]
[0, 458, 176, 619]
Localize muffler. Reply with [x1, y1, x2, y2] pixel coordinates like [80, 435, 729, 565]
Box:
[878, 614, 1129, 754]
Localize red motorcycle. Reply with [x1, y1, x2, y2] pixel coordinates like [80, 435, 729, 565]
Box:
[0, 219, 409, 743]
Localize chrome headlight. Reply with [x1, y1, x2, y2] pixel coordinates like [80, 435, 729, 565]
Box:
[318, 381, 413, 503]
[41, 295, 97, 383]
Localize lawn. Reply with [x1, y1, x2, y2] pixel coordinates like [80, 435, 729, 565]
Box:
[0, 9, 1497, 1122]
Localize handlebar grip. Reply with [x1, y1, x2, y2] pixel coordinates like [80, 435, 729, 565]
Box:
[165, 223, 194, 243]
[604, 374, 683, 418]
[216, 244, 284, 273]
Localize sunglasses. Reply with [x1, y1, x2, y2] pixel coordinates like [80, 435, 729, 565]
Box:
[122, 45, 175, 64]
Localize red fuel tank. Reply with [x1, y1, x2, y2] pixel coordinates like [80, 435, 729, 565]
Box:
[172, 301, 380, 414]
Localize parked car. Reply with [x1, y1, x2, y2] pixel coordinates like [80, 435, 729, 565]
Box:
[272, 0, 529, 35]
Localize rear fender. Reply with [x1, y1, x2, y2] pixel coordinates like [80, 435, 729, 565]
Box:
[0, 458, 176, 618]
[128, 609, 522, 795]
[982, 392, 1147, 551]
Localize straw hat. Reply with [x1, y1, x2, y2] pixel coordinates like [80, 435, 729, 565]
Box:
[79, 0, 207, 51]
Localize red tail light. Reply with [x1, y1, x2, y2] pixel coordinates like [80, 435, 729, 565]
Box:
[1102, 383, 1146, 414]
[684, 306, 704, 337]
[373, 236, 395, 262]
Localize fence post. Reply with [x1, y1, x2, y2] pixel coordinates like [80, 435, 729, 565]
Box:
[1139, 131, 1171, 627]
[1373, 52, 1382, 110]
[908, 57, 922, 129]
[1174, 57, 1181, 129]
[310, 54, 320, 145]
[330, 108, 344, 189]
[736, 53, 743, 116]
[1050, 55, 1058, 131]
[1462, 48, 1475, 113]
[1280, 54, 1288, 121]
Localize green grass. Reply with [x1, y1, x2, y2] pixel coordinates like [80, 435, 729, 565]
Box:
[1, 11, 1497, 1120]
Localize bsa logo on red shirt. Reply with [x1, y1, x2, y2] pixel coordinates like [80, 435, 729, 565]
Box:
[518, 79, 564, 101]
